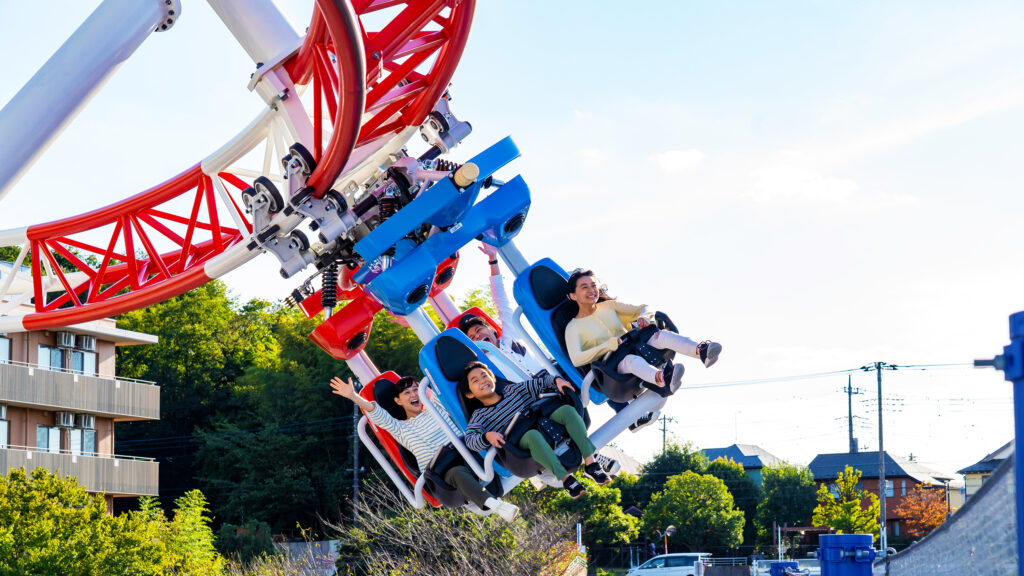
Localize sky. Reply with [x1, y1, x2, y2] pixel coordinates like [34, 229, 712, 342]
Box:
[1, 1, 1023, 478]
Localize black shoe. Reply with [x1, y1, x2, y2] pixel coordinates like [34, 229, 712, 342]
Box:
[630, 410, 660, 433]
[563, 476, 587, 499]
[585, 462, 611, 485]
[698, 341, 722, 368]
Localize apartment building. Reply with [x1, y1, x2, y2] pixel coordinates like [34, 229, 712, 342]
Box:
[0, 313, 160, 512]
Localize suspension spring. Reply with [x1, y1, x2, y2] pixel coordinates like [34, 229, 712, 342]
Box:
[321, 263, 339, 311]
[434, 158, 461, 172]
[378, 194, 400, 221]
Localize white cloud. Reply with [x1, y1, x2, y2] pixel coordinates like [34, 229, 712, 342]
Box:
[576, 148, 605, 163]
[746, 155, 860, 204]
[649, 149, 705, 174]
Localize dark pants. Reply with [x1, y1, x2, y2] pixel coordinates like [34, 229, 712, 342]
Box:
[443, 465, 491, 508]
[608, 400, 628, 413]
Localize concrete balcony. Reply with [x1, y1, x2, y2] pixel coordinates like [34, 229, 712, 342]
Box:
[0, 360, 158, 421]
[0, 445, 159, 496]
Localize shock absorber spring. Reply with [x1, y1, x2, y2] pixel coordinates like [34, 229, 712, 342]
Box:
[378, 194, 400, 221]
[435, 158, 461, 172]
[321, 263, 339, 312]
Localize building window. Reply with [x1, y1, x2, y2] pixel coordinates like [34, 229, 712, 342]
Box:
[83, 429, 96, 456]
[829, 483, 840, 498]
[68, 428, 82, 456]
[0, 419, 8, 449]
[0, 336, 10, 364]
[901, 480, 907, 497]
[71, 350, 97, 376]
[893, 520, 900, 537]
[37, 345, 65, 371]
[35, 425, 60, 453]
[885, 480, 894, 498]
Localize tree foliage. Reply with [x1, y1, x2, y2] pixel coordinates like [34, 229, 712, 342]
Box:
[515, 473, 639, 546]
[0, 468, 224, 575]
[632, 442, 708, 509]
[706, 457, 761, 544]
[891, 483, 946, 539]
[811, 466, 880, 541]
[754, 462, 817, 542]
[641, 471, 744, 552]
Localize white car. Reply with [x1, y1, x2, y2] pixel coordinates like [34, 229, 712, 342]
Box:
[626, 553, 711, 576]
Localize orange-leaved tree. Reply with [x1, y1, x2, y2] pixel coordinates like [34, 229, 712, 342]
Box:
[891, 484, 947, 538]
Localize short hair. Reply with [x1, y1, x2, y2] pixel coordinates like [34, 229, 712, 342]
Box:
[457, 361, 492, 398]
[566, 269, 595, 297]
[458, 313, 488, 335]
[395, 376, 418, 394]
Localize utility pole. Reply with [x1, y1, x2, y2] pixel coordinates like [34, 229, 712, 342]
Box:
[862, 361, 897, 554]
[847, 374, 854, 453]
[658, 415, 677, 453]
[351, 381, 362, 524]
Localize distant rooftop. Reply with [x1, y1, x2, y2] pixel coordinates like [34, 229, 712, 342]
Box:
[809, 451, 959, 486]
[702, 444, 783, 470]
[957, 440, 1013, 475]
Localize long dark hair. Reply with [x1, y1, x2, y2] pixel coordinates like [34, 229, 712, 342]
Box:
[567, 268, 613, 302]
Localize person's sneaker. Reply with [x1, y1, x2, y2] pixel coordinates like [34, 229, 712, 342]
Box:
[667, 362, 685, 393]
[595, 453, 621, 476]
[629, 410, 661, 433]
[584, 462, 611, 485]
[563, 475, 587, 499]
[698, 341, 722, 368]
[490, 499, 520, 522]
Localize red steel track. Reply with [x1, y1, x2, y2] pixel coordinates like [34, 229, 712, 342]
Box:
[14, 0, 475, 330]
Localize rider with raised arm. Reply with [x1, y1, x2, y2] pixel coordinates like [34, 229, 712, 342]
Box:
[330, 375, 520, 521]
[459, 361, 617, 499]
[457, 244, 547, 377]
[564, 269, 722, 394]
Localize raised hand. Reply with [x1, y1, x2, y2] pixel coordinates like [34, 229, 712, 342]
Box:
[330, 376, 356, 400]
[478, 243, 498, 259]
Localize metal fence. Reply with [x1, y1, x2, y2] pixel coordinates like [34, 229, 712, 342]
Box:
[876, 454, 1016, 575]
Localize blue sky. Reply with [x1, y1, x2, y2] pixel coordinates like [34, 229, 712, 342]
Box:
[2, 1, 1023, 476]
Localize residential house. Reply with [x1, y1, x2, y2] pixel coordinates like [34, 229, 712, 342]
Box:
[808, 451, 963, 540]
[702, 443, 782, 485]
[957, 440, 1012, 503]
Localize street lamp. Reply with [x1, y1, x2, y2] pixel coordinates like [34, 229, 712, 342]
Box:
[652, 525, 677, 555]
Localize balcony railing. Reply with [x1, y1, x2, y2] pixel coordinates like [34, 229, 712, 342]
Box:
[0, 444, 159, 496]
[0, 360, 159, 420]
[0, 358, 157, 386]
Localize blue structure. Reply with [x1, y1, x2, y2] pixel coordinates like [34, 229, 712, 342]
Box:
[818, 534, 875, 576]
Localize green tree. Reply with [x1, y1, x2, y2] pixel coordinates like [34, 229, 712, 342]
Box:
[706, 457, 761, 544]
[641, 471, 743, 552]
[632, 442, 708, 509]
[812, 466, 880, 541]
[517, 474, 639, 546]
[216, 520, 274, 562]
[754, 462, 818, 543]
[0, 468, 225, 575]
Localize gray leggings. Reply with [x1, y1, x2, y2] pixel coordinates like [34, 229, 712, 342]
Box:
[443, 464, 491, 508]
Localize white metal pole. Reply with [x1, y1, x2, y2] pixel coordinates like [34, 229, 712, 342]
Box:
[0, 0, 175, 201]
[206, 0, 299, 65]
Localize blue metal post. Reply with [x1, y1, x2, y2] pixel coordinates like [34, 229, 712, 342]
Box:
[1007, 312, 1024, 576]
[980, 311, 1024, 575]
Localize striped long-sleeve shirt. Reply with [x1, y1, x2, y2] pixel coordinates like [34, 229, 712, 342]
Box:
[464, 375, 558, 452]
[366, 397, 460, 472]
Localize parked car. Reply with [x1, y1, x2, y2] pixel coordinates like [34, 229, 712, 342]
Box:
[626, 553, 711, 576]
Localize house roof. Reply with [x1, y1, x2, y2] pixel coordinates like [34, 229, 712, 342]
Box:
[599, 445, 642, 476]
[702, 444, 782, 470]
[957, 440, 1013, 475]
[808, 451, 956, 486]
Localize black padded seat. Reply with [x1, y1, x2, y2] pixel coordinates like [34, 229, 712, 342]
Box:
[530, 265, 569, 311]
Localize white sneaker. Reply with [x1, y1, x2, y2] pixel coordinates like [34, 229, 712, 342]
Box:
[699, 341, 722, 368]
[595, 453, 622, 476]
[488, 499, 519, 522]
[668, 362, 685, 393]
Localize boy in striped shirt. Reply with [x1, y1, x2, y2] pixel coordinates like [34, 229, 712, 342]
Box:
[458, 361, 615, 498]
[330, 375, 520, 521]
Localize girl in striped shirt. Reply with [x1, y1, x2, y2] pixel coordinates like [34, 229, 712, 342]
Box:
[458, 361, 614, 498]
[330, 375, 520, 521]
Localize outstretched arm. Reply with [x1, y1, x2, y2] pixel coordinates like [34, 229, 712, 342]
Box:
[330, 376, 377, 414]
[481, 244, 516, 330]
